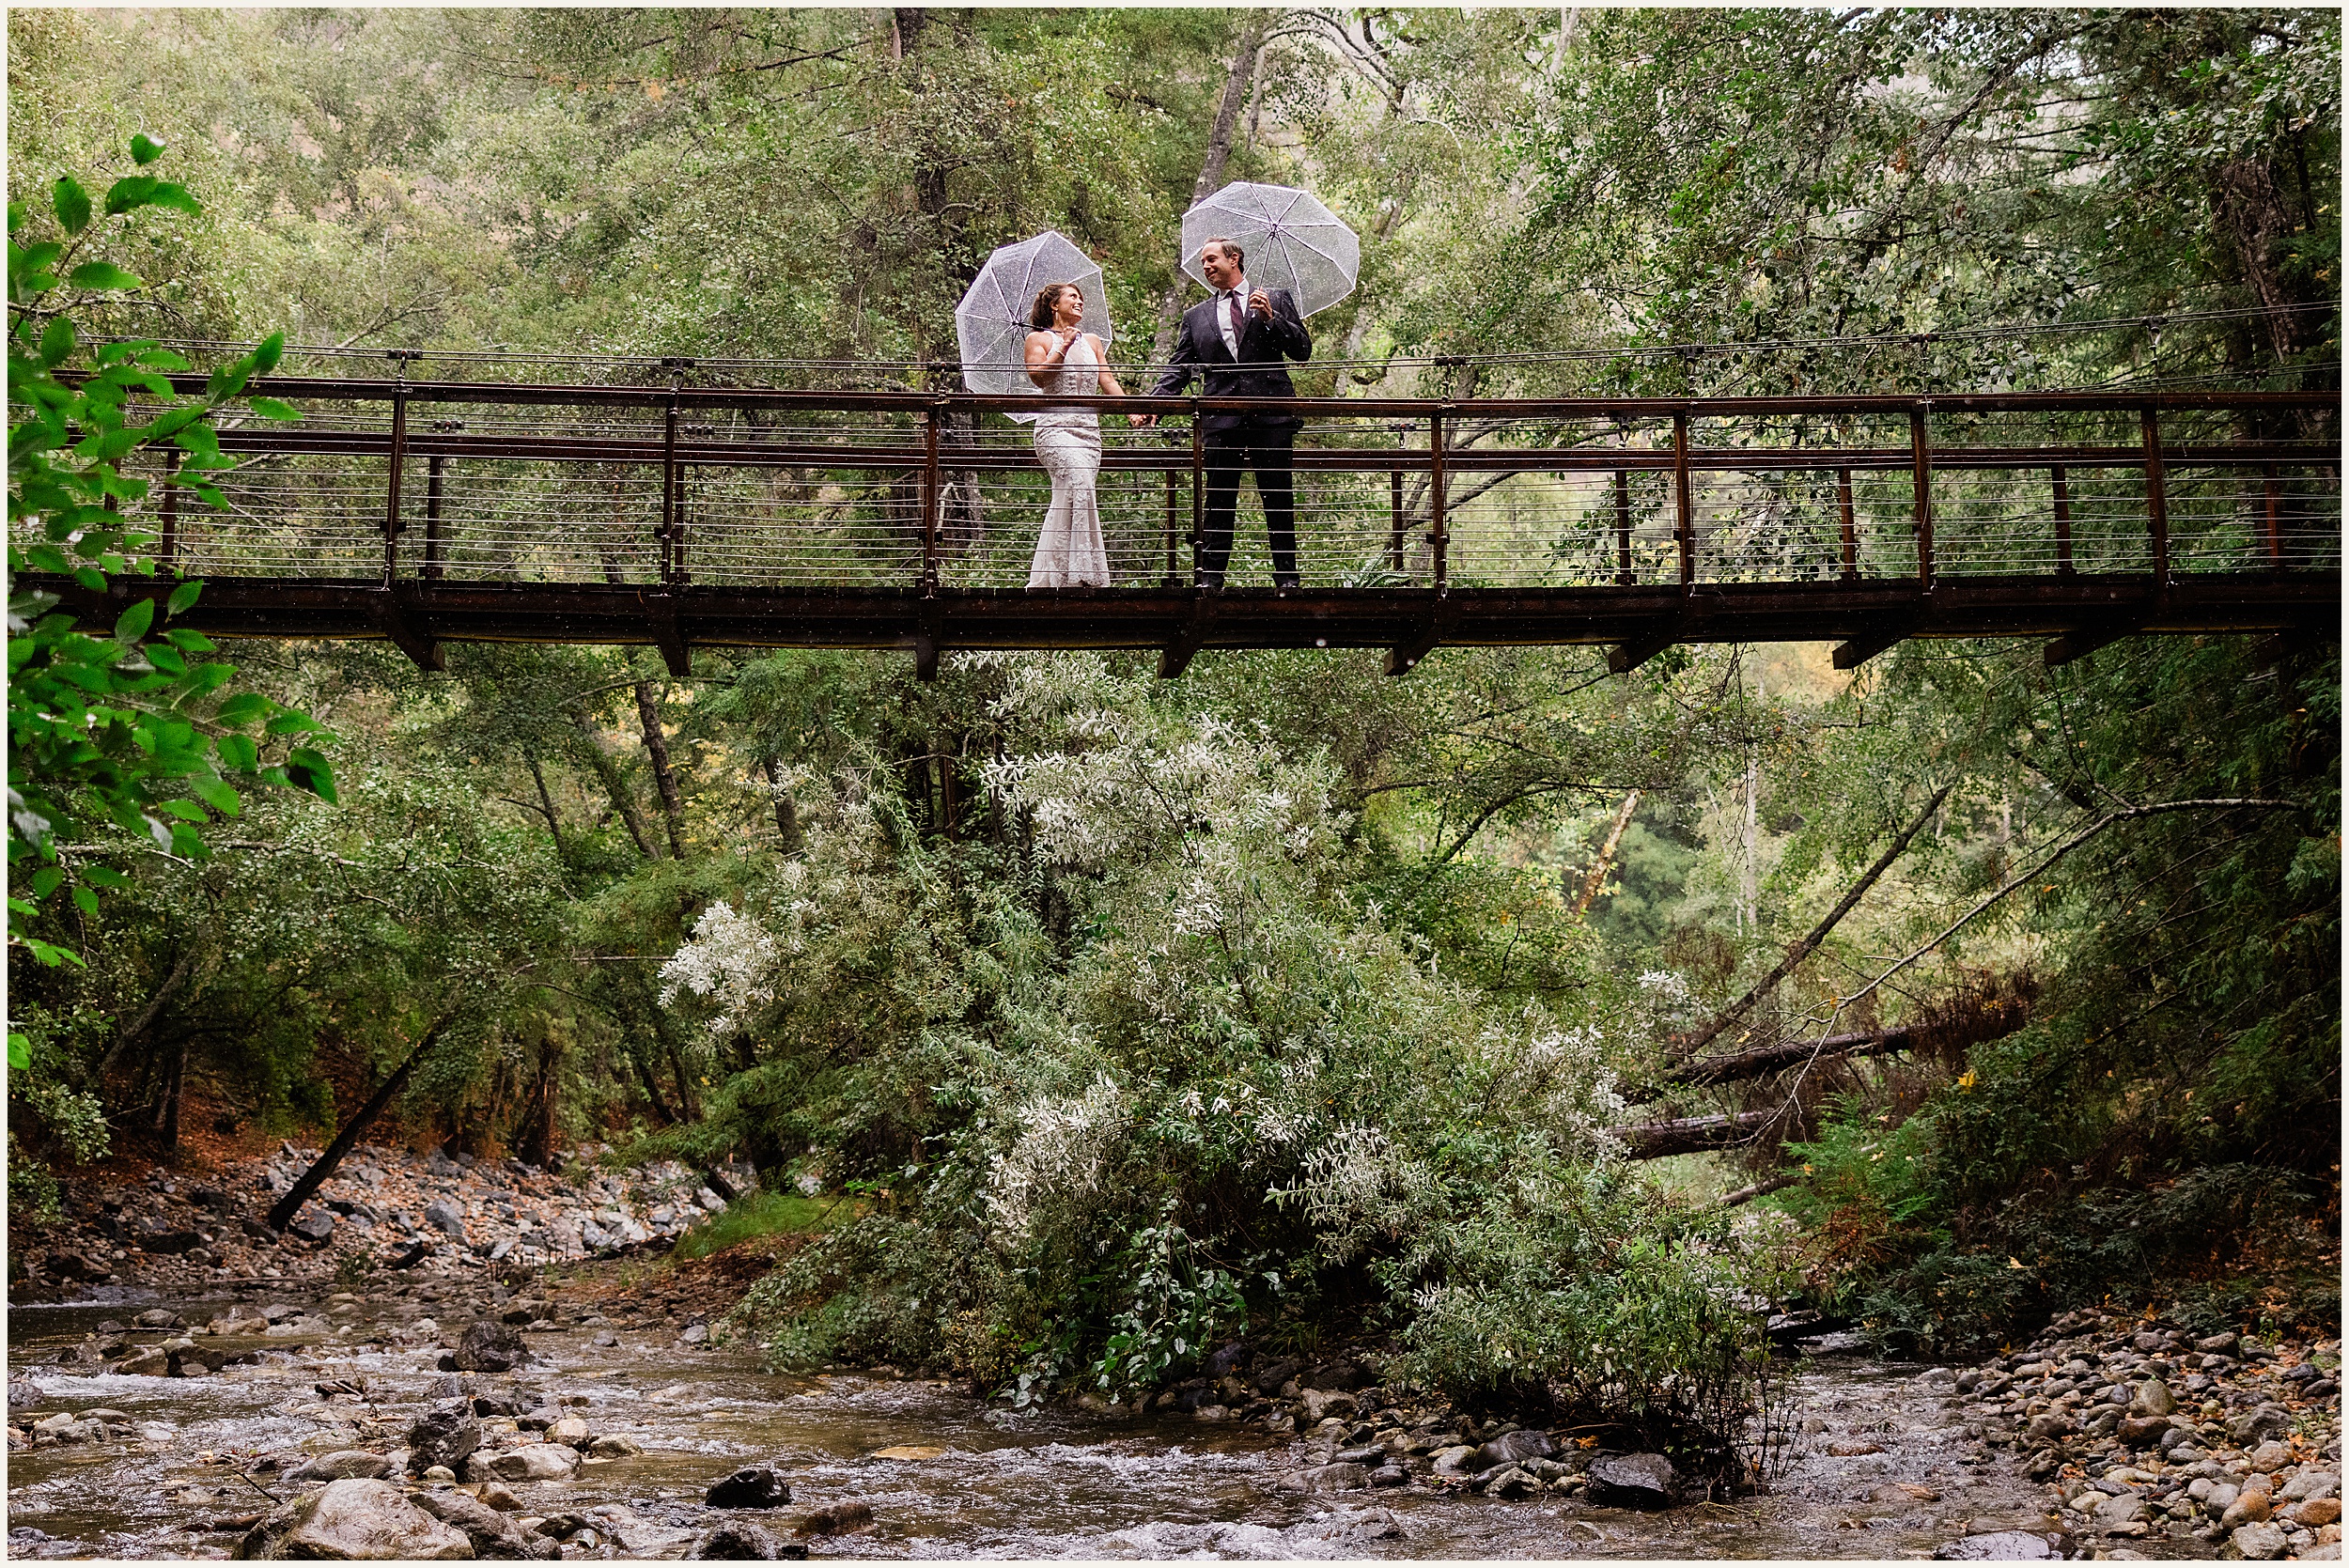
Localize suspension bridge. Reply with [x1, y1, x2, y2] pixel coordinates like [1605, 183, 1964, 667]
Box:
[21, 361, 2338, 679]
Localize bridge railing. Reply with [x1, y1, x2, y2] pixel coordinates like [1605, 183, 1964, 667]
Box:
[64, 380, 2341, 595]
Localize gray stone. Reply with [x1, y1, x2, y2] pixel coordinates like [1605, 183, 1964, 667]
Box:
[706, 1465, 792, 1509]
[1932, 1530, 2073, 1560]
[410, 1487, 554, 1560]
[288, 1450, 395, 1483]
[2231, 1521, 2288, 1560]
[423, 1201, 467, 1240]
[1428, 1444, 1479, 1474]
[233, 1478, 472, 1560]
[1283, 1462, 1372, 1493]
[465, 1443, 580, 1483]
[2230, 1404, 2295, 1446]
[288, 1213, 336, 1245]
[1586, 1452, 1676, 1509]
[406, 1405, 482, 1474]
[453, 1319, 529, 1374]
[2094, 1493, 2148, 1528]
[586, 1434, 643, 1459]
[686, 1521, 806, 1560]
[1477, 1465, 1540, 1498]
[2281, 1469, 2341, 1503]
[2126, 1380, 2175, 1418]
[1471, 1428, 1554, 1471]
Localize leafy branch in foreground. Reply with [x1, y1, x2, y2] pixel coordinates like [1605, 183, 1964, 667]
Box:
[7, 134, 336, 990]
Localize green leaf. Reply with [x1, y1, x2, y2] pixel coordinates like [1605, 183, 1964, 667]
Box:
[287, 746, 339, 805]
[265, 711, 326, 736]
[130, 132, 165, 166]
[187, 775, 242, 817]
[146, 183, 202, 217]
[7, 1032, 29, 1071]
[38, 315, 74, 368]
[101, 175, 160, 215]
[252, 333, 284, 375]
[166, 579, 202, 616]
[215, 732, 258, 772]
[81, 864, 128, 888]
[113, 597, 156, 644]
[28, 866, 64, 897]
[214, 691, 271, 726]
[52, 176, 90, 235]
[161, 627, 215, 655]
[70, 885, 100, 917]
[247, 396, 303, 422]
[66, 261, 142, 291]
[157, 799, 209, 822]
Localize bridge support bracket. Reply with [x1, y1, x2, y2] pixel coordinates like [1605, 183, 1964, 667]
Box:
[1386, 621, 1442, 677]
[650, 600, 690, 678]
[1832, 620, 1915, 671]
[1609, 621, 1681, 675]
[913, 635, 940, 683]
[2044, 623, 2137, 668]
[375, 596, 443, 673]
[2250, 625, 2328, 668]
[1160, 598, 1214, 679]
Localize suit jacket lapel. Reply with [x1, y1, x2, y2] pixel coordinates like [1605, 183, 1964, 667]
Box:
[1203, 300, 1236, 365]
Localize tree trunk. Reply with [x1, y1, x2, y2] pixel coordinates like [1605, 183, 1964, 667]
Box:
[572, 711, 656, 858]
[515, 1025, 564, 1169]
[1609, 1110, 1773, 1160]
[763, 755, 803, 852]
[527, 753, 567, 859]
[152, 1037, 188, 1149]
[634, 681, 687, 858]
[268, 1021, 450, 1233]
[1149, 15, 1270, 363]
[101, 943, 199, 1083]
[1573, 790, 1641, 917]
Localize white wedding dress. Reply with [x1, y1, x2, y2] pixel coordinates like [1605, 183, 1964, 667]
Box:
[1027, 334, 1112, 589]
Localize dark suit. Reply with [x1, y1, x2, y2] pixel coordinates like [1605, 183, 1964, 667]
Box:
[1150, 287, 1314, 587]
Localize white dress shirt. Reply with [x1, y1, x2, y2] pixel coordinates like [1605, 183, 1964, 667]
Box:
[1216, 275, 1250, 358]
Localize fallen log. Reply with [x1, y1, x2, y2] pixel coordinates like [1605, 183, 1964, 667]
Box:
[1626, 993, 2033, 1104]
[1610, 1110, 1772, 1159]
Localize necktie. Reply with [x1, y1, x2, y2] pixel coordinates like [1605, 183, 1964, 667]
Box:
[1226, 291, 1245, 345]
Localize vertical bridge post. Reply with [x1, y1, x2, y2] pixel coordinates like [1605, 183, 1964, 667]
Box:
[1429, 407, 1450, 593]
[2140, 403, 2169, 586]
[1672, 410, 1693, 588]
[2052, 465, 2074, 575]
[1909, 402, 1935, 586]
[382, 352, 413, 587]
[159, 446, 180, 568]
[1613, 468, 1633, 584]
[921, 400, 941, 595]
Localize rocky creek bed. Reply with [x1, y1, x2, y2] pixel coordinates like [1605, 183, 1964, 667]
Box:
[7, 1141, 2338, 1560]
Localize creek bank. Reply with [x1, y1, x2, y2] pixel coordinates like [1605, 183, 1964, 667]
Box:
[1945, 1303, 2341, 1560]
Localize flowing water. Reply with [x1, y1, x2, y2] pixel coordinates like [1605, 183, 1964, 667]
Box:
[8, 1295, 2073, 1560]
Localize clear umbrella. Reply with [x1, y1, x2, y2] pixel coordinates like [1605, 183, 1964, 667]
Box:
[1179, 182, 1360, 318]
[955, 231, 1111, 424]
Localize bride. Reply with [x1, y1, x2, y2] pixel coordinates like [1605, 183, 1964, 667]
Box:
[1023, 283, 1127, 588]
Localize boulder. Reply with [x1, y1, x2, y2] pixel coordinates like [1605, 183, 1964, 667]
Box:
[2126, 1379, 2175, 1419]
[1299, 1389, 1357, 1423]
[1470, 1429, 1554, 1471]
[687, 1521, 807, 1560]
[466, 1443, 580, 1483]
[587, 1435, 643, 1459]
[2231, 1521, 2289, 1560]
[1932, 1531, 2074, 1560]
[452, 1320, 529, 1374]
[287, 1214, 336, 1245]
[1252, 1358, 1301, 1395]
[116, 1348, 170, 1377]
[233, 1478, 472, 1560]
[407, 1405, 483, 1475]
[706, 1465, 793, 1509]
[134, 1309, 182, 1328]
[1475, 1466, 1540, 1498]
[410, 1486, 553, 1560]
[1585, 1452, 1676, 1510]
[793, 1501, 874, 1538]
[288, 1451, 396, 1483]
[545, 1416, 591, 1446]
[1281, 1463, 1371, 1494]
[1428, 1445, 1479, 1475]
[139, 1230, 207, 1255]
[2230, 1404, 2295, 1446]
[424, 1202, 467, 1240]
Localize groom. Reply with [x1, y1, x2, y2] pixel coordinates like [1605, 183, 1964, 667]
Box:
[1131, 237, 1313, 589]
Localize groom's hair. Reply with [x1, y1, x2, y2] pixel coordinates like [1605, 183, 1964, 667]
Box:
[1030, 283, 1079, 332]
[1204, 237, 1244, 269]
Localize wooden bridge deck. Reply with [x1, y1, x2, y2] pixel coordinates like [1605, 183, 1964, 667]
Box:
[20, 376, 2338, 677]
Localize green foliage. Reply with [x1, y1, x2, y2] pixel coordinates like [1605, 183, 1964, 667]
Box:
[671, 1188, 848, 1261]
[8, 136, 331, 968]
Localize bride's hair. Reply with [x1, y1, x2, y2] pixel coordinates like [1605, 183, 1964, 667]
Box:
[1029, 283, 1081, 331]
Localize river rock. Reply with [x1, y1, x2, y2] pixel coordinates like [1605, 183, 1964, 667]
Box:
[1471, 1428, 1555, 1470]
[2232, 1521, 2289, 1560]
[116, 1348, 170, 1377]
[1586, 1452, 1676, 1509]
[2127, 1379, 2175, 1418]
[289, 1451, 396, 1483]
[2231, 1404, 2295, 1445]
[1368, 1464, 1408, 1488]
[2222, 1488, 2273, 1528]
[587, 1435, 643, 1458]
[2115, 1415, 2170, 1446]
[1429, 1444, 1479, 1474]
[287, 1214, 336, 1245]
[233, 1478, 471, 1560]
[467, 1443, 580, 1483]
[134, 1309, 181, 1329]
[687, 1520, 806, 1560]
[1932, 1530, 2074, 1560]
[477, 1484, 523, 1513]
[407, 1405, 482, 1474]
[2282, 1469, 2341, 1503]
[411, 1486, 552, 1560]
[1283, 1462, 1371, 1493]
[424, 1201, 467, 1239]
[2093, 1492, 2148, 1529]
[707, 1465, 793, 1508]
[2248, 1439, 2294, 1472]
[545, 1416, 590, 1446]
[1299, 1389, 1357, 1423]
[453, 1319, 529, 1373]
[794, 1501, 874, 1537]
[1476, 1465, 1540, 1498]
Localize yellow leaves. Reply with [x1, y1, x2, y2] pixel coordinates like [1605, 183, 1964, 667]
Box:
[1801, 1162, 1813, 1174]
[2007, 1256, 2026, 1270]
[1955, 1069, 1977, 1091]
[646, 79, 666, 101]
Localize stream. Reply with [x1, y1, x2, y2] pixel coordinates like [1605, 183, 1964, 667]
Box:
[7, 1294, 2074, 1560]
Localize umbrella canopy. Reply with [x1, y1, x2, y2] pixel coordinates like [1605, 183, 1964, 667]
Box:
[1180, 182, 1360, 318]
[955, 231, 1111, 422]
